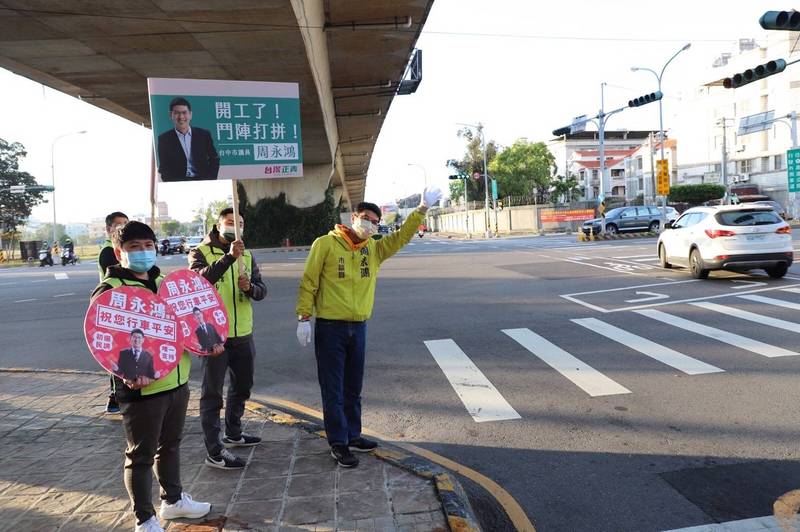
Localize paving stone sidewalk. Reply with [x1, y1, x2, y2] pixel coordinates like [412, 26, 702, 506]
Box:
[0, 371, 450, 531]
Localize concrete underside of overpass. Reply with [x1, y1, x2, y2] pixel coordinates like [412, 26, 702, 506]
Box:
[0, 0, 433, 209]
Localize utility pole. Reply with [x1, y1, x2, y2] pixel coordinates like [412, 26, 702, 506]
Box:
[463, 175, 470, 238]
[720, 118, 729, 204]
[599, 83, 608, 233]
[649, 131, 656, 204]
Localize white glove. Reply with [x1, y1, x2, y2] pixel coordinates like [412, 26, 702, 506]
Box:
[296, 321, 312, 347]
[421, 186, 443, 208]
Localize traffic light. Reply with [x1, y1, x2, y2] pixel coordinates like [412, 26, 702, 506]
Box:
[448, 173, 468, 180]
[723, 59, 787, 89]
[628, 91, 663, 108]
[552, 126, 571, 136]
[760, 10, 800, 31]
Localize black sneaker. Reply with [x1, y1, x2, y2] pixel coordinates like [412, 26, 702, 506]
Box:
[222, 433, 262, 448]
[348, 437, 378, 453]
[105, 396, 120, 414]
[204, 449, 245, 470]
[331, 445, 359, 468]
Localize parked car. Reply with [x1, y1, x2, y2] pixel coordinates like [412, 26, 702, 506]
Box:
[163, 236, 186, 254]
[185, 235, 204, 253]
[582, 205, 679, 235]
[657, 205, 793, 279]
[745, 200, 789, 221]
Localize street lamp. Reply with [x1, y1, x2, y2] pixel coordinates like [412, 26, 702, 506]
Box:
[51, 130, 87, 245]
[456, 122, 490, 238]
[631, 43, 691, 215]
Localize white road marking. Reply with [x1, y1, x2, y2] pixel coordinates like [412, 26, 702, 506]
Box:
[558, 257, 648, 276]
[14, 298, 37, 303]
[738, 293, 800, 310]
[633, 257, 659, 262]
[634, 309, 799, 358]
[502, 328, 631, 397]
[691, 301, 800, 334]
[624, 291, 669, 303]
[562, 281, 800, 314]
[571, 318, 723, 375]
[54, 273, 68, 280]
[664, 514, 799, 531]
[423, 339, 521, 423]
[730, 280, 766, 289]
[781, 287, 800, 295]
[30, 280, 47, 283]
[52, 293, 76, 298]
[613, 254, 654, 259]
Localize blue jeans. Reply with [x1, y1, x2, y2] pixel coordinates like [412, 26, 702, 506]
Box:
[314, 319, 366, 446]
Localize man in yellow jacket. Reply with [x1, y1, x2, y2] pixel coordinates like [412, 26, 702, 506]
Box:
[295, 187, 442, 468]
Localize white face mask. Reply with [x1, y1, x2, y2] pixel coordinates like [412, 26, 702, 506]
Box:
[352, 218, 376, 239]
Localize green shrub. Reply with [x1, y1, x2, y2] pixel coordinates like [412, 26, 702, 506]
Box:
[667, 184, 726, 205]
[239, 184, 341, 247]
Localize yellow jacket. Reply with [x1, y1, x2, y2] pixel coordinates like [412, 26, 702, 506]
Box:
[296, 210, 424, 321]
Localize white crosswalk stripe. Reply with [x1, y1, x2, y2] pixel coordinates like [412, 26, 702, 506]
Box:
[571, 318, 723, 375]
[690, 301, 800, 334]
[634, 308, 799, 358]
[424, 339, 521, 423]
[502, 328, 631, 397]
[738, 293, 800, 310]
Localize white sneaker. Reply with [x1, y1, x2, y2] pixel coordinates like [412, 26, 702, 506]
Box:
[134, 516, 164, 532]
[159, 492, 211, 520]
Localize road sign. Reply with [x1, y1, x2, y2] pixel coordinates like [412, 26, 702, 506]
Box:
[472, 171, 481, 180]
[570, 115, 587, 134]
[656, 159, 670, 196]
[788, 148, 800, 192]
[598, 200, 606, 218]
[491, 178, 498, 200]
[8, 185, 25, 194]
[739, 110, 775, 135]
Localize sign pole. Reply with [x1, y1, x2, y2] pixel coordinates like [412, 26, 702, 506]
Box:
[231, 179, 245, 276]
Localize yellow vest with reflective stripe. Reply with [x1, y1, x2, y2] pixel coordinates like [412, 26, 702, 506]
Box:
[97, 240, 113, 281]
[103, 275, 191, 396]
[197, 245, 254, 338]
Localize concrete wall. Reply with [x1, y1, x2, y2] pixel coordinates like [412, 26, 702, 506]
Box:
[429, 204, 598, 235]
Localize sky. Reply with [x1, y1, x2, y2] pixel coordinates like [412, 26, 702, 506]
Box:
[0, 0, 796, 225]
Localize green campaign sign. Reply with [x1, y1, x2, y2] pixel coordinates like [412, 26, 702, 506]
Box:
[148, 78, 302, 182]
[788, 147, 800, 192]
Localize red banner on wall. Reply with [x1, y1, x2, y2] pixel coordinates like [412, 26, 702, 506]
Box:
[540, 208, 595, 223]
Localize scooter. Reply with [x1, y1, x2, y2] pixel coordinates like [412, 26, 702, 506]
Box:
[61, 248, 79, 266]
[38, 248, 53, 267]
[418, 230, 424, 238]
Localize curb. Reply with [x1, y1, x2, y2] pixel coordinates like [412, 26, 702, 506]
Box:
[577, 230, 658, 242]
[244, 400, 482, 532]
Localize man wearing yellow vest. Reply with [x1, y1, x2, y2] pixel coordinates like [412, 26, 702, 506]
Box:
[296, 187, 442, 468]
[98, 210, 129, 414]
[189, 207, 267, 469]
[92, 221, 210, 532]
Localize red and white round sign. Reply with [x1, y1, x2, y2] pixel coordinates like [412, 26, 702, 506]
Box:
[84, 286, 184, 381]
[158, 270, 228, 356]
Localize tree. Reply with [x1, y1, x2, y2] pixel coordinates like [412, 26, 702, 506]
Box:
[446, 126, 499, 204]
[0, 139, 45, 245]
[668, 184, 726, 205]
[489, 139, 556, 203]
[551, 174, 582, 204]
[161, 220, 183, 236]
[193, 199, 231, 234]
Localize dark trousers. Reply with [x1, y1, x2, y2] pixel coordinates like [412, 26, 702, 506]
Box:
[314, 319, 366, 446]
[119, 384, 189, 525]
[200, 336, 255, 456]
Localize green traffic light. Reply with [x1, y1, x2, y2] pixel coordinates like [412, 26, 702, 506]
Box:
[760, 10, 800, 31]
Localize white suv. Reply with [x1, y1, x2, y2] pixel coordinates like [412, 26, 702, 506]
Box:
[657, 205, 793, 279]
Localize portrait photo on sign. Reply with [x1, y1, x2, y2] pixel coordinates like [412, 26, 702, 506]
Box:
[84, 286, 183, 381]
[158, 269, 228, 356]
